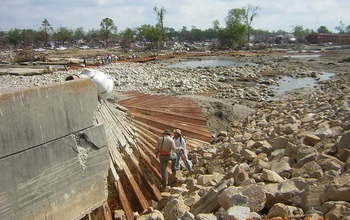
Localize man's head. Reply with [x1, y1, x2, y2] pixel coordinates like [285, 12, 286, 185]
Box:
[173, 129, 182, 138]
[163, 129, 172, 136]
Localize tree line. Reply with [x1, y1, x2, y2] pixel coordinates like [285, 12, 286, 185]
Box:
[1, 5, 350, 49]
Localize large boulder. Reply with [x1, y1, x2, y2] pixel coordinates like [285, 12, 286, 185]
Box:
[137, 210, 164, 220]
[264, 178, 308, 209]
[336, 132, 350, 162]
[195, 213, 217, 220]
[318, 154, 345, 174]
[295, 145, 318, 168]
[325, 183, 350, 202]
[181, 211, 195, 220]
[267, 203, 304, 218]
[241, 184, 266, 212]
[224, 206, 251, 220]
[293, 161, 324, 179]
[267, 203, 291, 218]
[323, 202, 350, 219]
[217, 187, 247, 209]
[197, 173, 223, 186]
[271, 157, 292, 178]
[242, 149, 257, 162]
[163, 198, 190, 220]
[262, 169, 284, 183]
[218, 185, 266, 212]
[302, 133, 321, 146]
[229, 164, 250, 186]
[271, 137, 291, 150]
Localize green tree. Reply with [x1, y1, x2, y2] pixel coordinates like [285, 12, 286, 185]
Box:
[293, 25, 312, 42]
[74, 27, 85, 40]
[120, 28, 135, 50]
[41, 18, 53, 46]
[21, 29, 37, 46]
[218, 8, 247, 48]
[7, 29, 22, 47]
[53, 27, 73, 45]
[317, 26, 331, 34]
[100, 17, 117, 44]
[137, 24, 162, 48]
[190, 26, 204, 42]
[226, 8, 246, 27]
[165, 27, 177, 40]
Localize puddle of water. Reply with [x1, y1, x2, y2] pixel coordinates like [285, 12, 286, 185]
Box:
[283, 54, 321, 58]
[168, 59, 257, 68]
[272, 73, 334, 95]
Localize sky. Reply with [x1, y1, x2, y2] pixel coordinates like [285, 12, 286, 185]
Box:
[1, 0, 349, 32]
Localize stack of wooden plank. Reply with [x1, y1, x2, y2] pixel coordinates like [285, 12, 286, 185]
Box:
[95, 92, 211, 220]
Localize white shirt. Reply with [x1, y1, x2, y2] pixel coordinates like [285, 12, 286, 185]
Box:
[174, 136, 187, 154]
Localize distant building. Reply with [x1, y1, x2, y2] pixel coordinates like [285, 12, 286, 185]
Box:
[306, 33, 350, 44]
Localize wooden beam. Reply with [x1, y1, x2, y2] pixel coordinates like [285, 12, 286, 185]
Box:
[121, 163, 150, 211]
[127, 152, 162, 201]
[116, 180, 134, 220]
[110, 161, 134, 220]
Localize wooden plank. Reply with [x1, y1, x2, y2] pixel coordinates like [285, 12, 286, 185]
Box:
[116, 179, 134, 220]
[110, 162, 134, 220]
[121, 164, 150, 211]
[103, 203, 113, 220]
[127, 153, 162, 201]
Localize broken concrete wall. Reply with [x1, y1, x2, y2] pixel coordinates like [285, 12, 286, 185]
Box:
[0, 79, 109, 220]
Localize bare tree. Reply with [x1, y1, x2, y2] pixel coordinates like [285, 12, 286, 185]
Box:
[153, 6, 166, 30]
[244, 4, 260, 44]
[153, 6, 166, 48]
[41, 18, 53, 46]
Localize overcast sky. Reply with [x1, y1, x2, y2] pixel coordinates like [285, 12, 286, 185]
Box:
[1, 0, 349, 32]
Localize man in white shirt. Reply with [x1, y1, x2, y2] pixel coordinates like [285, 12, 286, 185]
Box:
[173, 129, 193, 172]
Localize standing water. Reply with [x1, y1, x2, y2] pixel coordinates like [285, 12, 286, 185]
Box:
[168, 59, 257, 68]
[272, 73, 335, 95]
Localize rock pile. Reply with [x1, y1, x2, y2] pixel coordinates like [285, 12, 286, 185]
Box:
[137, 72, 350, 219]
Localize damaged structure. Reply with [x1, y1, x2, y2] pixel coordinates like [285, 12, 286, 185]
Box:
[0, 79, 109, 219]
[0, 79, 211, 219]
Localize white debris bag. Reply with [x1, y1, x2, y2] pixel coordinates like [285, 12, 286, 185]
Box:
[79, 68, 114, 100]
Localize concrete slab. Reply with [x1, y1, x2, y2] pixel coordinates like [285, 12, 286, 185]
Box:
[0, 128, 108, 220]
[0, 79, 98, 158]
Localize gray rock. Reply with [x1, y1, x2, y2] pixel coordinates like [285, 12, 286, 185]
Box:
[218, 184, 266, 212]
[217, 187, 248, 209]
[181, 211, 195, 220]
[241, 184, 266, 212]
[271, 157, 292, 178]
[163, 198, 190, 220]
[224, 206, 251, 220]
[137, 210, 164, 220]
[271, 137, 290, 150]
[195, 213, 217, 220]
[267, 203, 291, 218]
[262, 169, 284, 183]
[248, 212, 262, 220]
[336, 132, 350, 162]
[197, 173, 223, 186]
